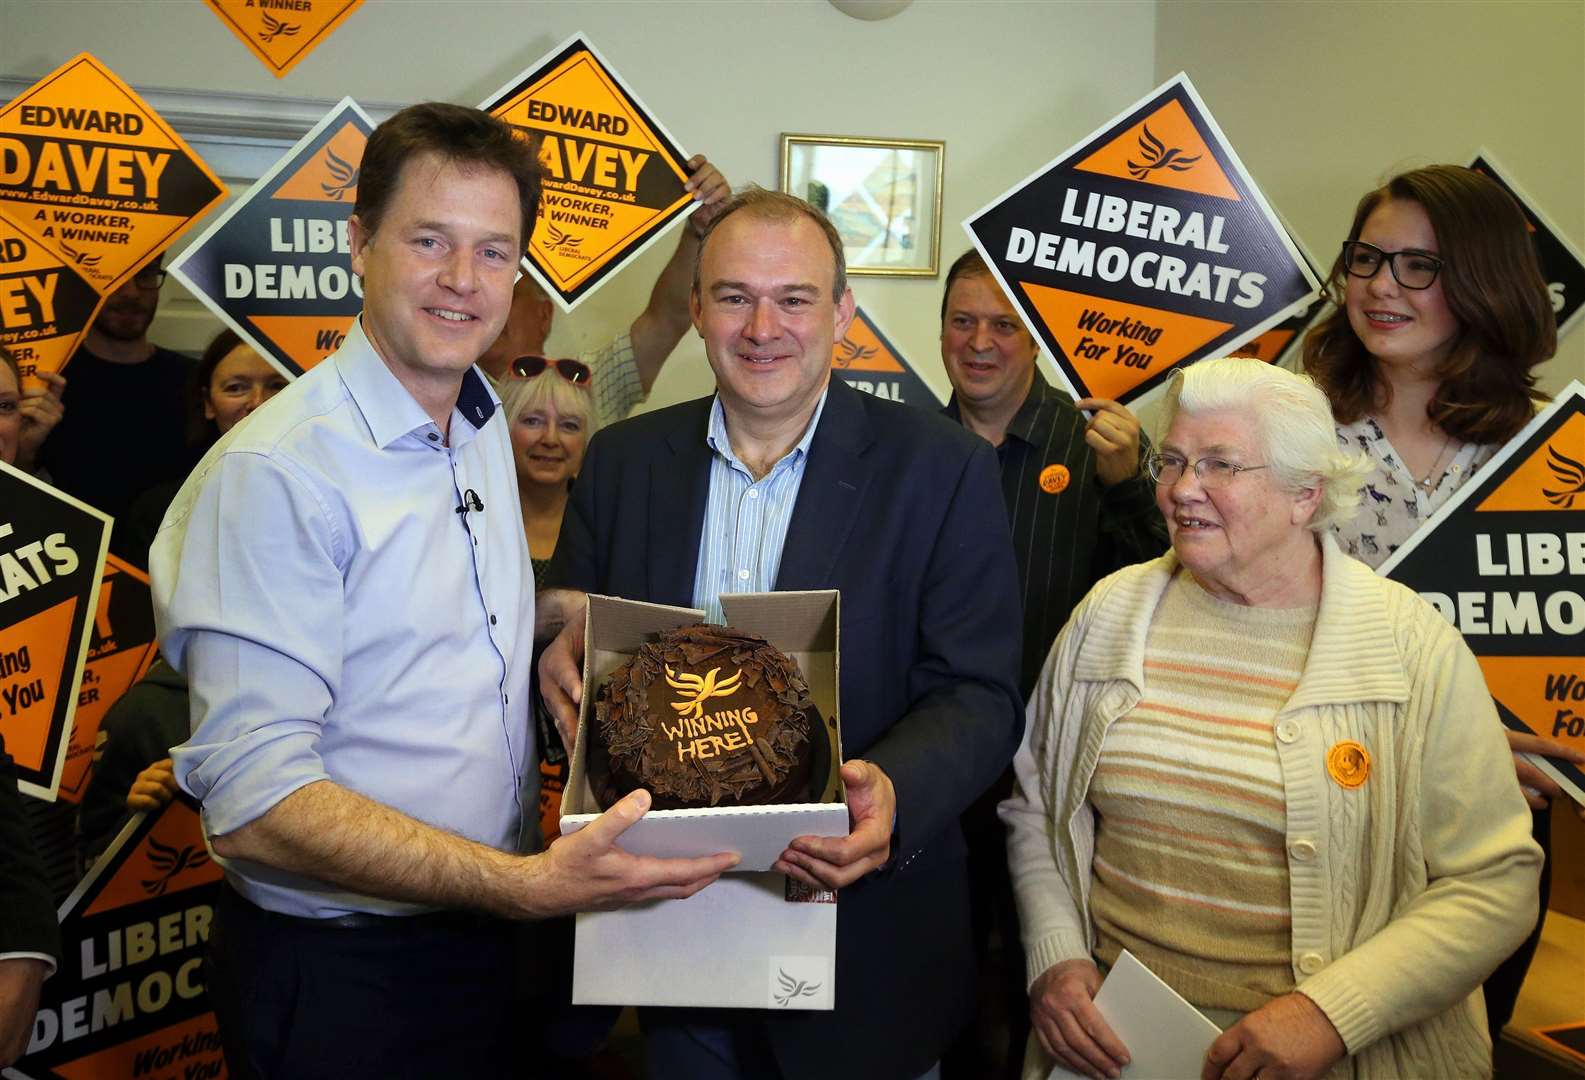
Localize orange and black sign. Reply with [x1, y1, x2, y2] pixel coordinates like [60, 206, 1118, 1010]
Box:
[0, 212, 102, 389]
[55, 554, 159, 806]
[0, 460, 111, 801]
[964, 74, 1317, 407]
[1469, 151, 1585, 342]
[1228, 296, 1325, 370]
[0, 54, 226, 298]
[482, 34, 696, 312]
[1379, 382, 1585, 803]
[203, 0, 363, 78]
[13, 795, 225, 1079]
[169, 97, 374, 378]
[829, 305, 941, 408]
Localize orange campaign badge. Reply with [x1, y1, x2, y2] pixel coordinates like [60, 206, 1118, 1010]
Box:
[1379, 384, 1585, 805]
[203, 0, 364, 78]
[0, 54, 226, 299]
[16, 796, 226, 1078]
[0, 212, 103, 389]
[963, 74, 1318, 407]
[0, 459, 112, 801]
[54, 554, 160, 806]
[1326, 740, 1370, 789]
[1039, 465, 1071, 495]
[829, 304, 941, 408]
[168, 97, 375, 378]
[482, 34, 697, 312]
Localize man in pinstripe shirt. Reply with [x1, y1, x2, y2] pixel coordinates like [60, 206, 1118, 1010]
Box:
[937, 249, 1168, 1080]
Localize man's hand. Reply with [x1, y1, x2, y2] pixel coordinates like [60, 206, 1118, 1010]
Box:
[683, 155, 731, 237]
[1202, 992, 1346, 1080]
[526, 788, 738, 917]
[1507, 728, 1585, 813]
[1029, 958, 1130, 1080]
[775, 759, 894, 889]
[126, 757, 178, 813]
[0, 956, 49, 1068]
[538, 610, 586, 752]
[1074, 397, 1143, 488]
[14, 370, 65, 472]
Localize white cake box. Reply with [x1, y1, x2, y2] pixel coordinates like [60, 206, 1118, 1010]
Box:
[563, 590, 845, 1010]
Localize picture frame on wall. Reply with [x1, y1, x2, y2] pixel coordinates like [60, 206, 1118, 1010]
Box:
[780, 133, 944, 277]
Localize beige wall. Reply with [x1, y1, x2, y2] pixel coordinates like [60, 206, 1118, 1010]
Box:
[1155, 0, 1585, 399]
[0, 0, 1158, 411]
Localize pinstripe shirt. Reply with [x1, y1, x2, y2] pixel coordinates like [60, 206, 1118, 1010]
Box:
[691, 391, 828, 624]
[945, 372, 1168, 697]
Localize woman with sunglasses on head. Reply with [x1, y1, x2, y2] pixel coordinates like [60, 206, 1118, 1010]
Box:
[498, 354, 597, 587]
[1304, 164, 1580, 1044]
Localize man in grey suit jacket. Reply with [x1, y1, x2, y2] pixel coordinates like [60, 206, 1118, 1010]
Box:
[539, 188, 1023, 1080]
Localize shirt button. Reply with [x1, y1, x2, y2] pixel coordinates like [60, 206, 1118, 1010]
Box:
[1298, 952, 1326, 975]
[503, 693, 509, 705]
[1276, 719, 1300, 744]
[737, 569, 750, 581]
[1289, 839, 1316, 862]
[427, 433, 439, 442]
[747, 488, 759, 499]
[490, 614, 497, 625]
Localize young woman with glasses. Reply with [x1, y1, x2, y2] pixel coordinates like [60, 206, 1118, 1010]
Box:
[1304, 165, 1577, 1045]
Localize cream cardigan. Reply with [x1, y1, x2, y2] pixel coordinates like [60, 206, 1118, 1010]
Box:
[1001, 535, 1543, 1080]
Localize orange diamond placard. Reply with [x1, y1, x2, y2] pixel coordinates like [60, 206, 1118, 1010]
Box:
[964, 74, 1318, 406]
[1379, 384, 1585, 804]
[0, 212, 103, 388]
[0, 459, 112, 801]
[0, 54, 227, 297]
[482, 34, 696, 312]
[168, 97, 373, 378]
[204, 0, 364, 78]
[829, 304, 940, 408]
[15, 797, 225, 1078]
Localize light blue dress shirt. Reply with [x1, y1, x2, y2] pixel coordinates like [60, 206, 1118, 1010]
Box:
[691, 391, 827, 624]
[151, 319, 535, 918]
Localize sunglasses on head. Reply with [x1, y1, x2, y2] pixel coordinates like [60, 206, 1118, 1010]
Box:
[509, 355, 592, 387]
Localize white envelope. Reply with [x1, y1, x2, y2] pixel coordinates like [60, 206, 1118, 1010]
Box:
[1047, 950, 1224, 1080]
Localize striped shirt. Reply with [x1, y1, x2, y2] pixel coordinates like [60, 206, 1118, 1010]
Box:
[945, 372, 1167, 697]
[691, 392, 828, 624]
[1088, 570, 1317, 1012]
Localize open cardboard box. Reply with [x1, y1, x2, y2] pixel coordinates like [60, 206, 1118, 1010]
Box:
[565, 591, 846, 1009]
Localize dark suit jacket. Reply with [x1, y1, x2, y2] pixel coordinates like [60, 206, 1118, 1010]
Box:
[551, 381, 1023, 1079]
[1, 732, 61, 967]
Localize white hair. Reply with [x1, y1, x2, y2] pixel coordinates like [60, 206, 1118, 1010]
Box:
[496, 365, 598, 437]
[1160, 357, 1369, 532]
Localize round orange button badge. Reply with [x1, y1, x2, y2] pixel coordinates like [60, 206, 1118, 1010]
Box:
[1326, 740, 1370, 789]
[1039, 464, 1070, 494]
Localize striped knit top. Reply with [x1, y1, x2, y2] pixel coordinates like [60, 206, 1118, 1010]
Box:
[1088, 570, 1317, 1012]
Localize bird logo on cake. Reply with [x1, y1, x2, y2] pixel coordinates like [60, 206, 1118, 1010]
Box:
[665, 665, 742, 721]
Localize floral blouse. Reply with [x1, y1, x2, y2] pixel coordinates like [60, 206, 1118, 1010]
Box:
[1331, 415, 1498, 569]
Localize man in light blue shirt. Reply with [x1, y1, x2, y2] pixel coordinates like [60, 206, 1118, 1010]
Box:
[151, 103, 735, 1080]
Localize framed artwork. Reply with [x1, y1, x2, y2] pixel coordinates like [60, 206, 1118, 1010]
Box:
[780, 133, 944, 277]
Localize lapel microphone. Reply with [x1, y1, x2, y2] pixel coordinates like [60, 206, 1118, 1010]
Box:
[456, 489, 485, 516]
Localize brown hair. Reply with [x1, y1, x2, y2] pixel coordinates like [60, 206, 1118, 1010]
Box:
[940, 249, 994, 322]
[692, 186, 847, 298]
[1303, 165, 1553, 444]
[353, 102, 542, 249]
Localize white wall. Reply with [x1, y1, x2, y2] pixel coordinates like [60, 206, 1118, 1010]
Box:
[1155, 0, 1585, 399]
[0, 0, 1159, 411]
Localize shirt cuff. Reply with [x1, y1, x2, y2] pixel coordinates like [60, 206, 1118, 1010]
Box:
[0, 951, 58, 979]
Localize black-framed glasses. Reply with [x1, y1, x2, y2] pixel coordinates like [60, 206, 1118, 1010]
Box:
[1146, 453, 1270, 489]
[1340, 241, 1443, 290]
[132, 268, 168, 290]
[509, 354, 592, 387]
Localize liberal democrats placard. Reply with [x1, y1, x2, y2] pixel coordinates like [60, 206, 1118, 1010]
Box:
[1379, 382, 1585, 804]
[169, 97, 375, 379]
[481, 34, 697, 313]
[1469, 151, 1585, 343]
[964, 73, 1317, 406]
[830, 305, 940, 409]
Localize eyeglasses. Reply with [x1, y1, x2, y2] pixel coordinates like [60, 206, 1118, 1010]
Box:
[1146, 453, 1270, 489]
[1340, 241, 1443, 290]
[509, 354, 592, 387]
[132, 268, 168, 290]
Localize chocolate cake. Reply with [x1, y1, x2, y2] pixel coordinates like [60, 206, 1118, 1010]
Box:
[587, 623, 825, 811]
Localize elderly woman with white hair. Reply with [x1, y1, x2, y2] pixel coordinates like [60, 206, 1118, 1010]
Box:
[1001, 357, 1541, 1080]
